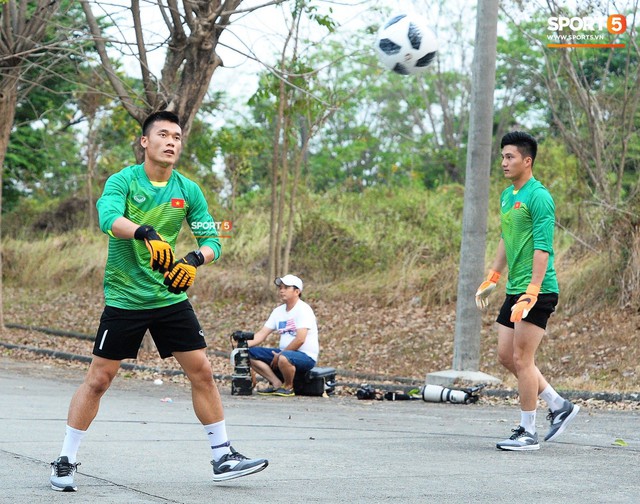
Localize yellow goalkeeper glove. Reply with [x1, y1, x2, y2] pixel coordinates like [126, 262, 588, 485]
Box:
[510, 283, 540, 322]
[164, 250, 205, 294]
[475, 270, 501, 310]
[134, 225, 174, 273]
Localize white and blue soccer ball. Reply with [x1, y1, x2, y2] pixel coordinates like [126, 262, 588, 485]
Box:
[375, 13, 438, 75]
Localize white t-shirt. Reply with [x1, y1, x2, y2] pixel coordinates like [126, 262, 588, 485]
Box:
[264, 299, 319, 362]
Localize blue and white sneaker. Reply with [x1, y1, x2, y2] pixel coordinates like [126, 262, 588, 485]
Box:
[496, 426, 540, 451]
[211, 447, 268, 482]
[50, 456, 80, 492]
[544, 400, 580, 442]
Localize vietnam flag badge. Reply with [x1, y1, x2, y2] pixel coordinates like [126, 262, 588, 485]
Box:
[171, 198, 185, 208]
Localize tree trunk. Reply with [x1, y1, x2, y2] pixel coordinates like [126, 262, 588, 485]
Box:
[282, 149, 301, 275]
[86, 117, 97, 230]
[276, 113, 290, 275]
[283, 118, 309, 275]
[267, 82, 285, 287]
[451, 0, 499, 372]
[0, 73, 19, 330]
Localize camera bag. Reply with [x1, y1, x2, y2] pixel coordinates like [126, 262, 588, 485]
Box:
[293, 367, 336, 396]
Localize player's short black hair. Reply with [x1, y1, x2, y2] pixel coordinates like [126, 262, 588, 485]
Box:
[501, 131, 538, 165]
[142, 111, 181, 137]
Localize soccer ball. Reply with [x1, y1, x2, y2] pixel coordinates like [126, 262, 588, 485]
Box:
[375, 13, 438, 75]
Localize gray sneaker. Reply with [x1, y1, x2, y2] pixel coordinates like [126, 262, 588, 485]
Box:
[544, 400, 580, 442]
[496, 426, 540, 451]
[50, 456, 80, 492]
[211, 447, 268, 482]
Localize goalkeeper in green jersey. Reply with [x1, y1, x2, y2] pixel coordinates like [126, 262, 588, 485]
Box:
[50, 111, 267, 493]
[475, 131, 579, 452]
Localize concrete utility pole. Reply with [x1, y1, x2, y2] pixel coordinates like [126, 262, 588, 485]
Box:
[427, 0, 501, 386]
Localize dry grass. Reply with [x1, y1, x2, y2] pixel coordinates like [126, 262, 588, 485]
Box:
[2, 259, 639, 394]
[2, 184, 639, 395]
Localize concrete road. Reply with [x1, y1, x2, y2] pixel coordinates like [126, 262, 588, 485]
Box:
[1, 358, 638, 503]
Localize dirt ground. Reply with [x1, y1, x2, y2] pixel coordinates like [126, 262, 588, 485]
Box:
[2, 286, 639, 403]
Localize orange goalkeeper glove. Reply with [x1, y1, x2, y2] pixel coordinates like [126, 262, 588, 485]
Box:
[134, 225, 174, 273]
[475, 270, 501, 310]
[510, 283, 540, 322]
[163, 250, 205, 294]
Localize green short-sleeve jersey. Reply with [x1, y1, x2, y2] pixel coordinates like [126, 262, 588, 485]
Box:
[96, 164, 221, 309]
[500, 177, 558, 295]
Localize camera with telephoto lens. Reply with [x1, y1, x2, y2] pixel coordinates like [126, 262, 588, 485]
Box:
[356, 384, 377, 400]
[231, 330, 254, 348]
[230, 331, 254, 396]
[420, 383, 486, 404]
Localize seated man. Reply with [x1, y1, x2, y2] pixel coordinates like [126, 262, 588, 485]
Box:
[248, 275, 319, 397]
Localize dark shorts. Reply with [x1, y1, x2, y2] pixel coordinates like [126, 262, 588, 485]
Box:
[248, 347, 316, 373]
[497, 293, 559, 330]
[92, 300, 206, 360]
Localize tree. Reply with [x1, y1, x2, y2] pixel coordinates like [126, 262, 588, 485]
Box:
[214, 124, 264, 213]
[501, 1, 640, 207]
[79, 0, 287, 155]
[501, 0, 640, 308]
[247, 0, 344, 285]
[74, 68, 113, 230]
[304, 2, 475, 191]
[494, 14, 549, 163]
[0, 0, 71, 329]
[543, 15, 640, 206]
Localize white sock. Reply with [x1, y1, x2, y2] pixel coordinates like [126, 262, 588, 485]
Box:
[204, 420, 231, 462]
[540, 385, 566, 411]
[60, 425, 86, 464]
[520, 410, 537, 434]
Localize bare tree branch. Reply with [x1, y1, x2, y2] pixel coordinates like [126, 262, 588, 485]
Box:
[79, 0, 146, 123]
[131, 0, 158, 107]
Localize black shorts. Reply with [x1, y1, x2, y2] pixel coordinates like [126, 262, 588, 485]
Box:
[496, 293, 558, 330]
[92, 300, 206, 360]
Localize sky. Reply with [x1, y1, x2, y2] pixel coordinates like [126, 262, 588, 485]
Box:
[211, 0, 465, 99]
[95, 0, 636, 107]
[97, 0, 454, 102]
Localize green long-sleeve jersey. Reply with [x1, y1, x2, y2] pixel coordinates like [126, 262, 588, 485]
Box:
[96, 164, 221, 309]
[500, 177, 559, 295]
